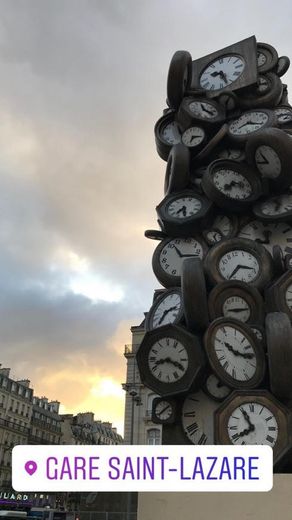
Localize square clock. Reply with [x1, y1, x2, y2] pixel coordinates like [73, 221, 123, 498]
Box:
[191, 35, 258, 96]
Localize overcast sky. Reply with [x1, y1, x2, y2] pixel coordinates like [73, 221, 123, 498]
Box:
[1, 0, 292, 434]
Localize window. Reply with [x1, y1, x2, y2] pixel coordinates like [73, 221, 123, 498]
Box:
[147, 428, 161, 445]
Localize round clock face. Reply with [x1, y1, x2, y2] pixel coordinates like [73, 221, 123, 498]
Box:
[159, 238, 205, 276]
[285, 283, 292, 311]
[229, 111, 269, 136]
[257, 51, 266, 68]
[147, 290, 183, 330]
[148, 337, 188, 383]
[181, 126, 205, 148]
[167, 196, 202, 219]
[222, 295, 251, 322]
[227, 402, 278, 447]
[218, 250, 260, 282]
[200, 55, 245, 91]
[213, 168, 252, 199]
[274, 107, 292, 125]
[154, 400, 173, 421]
[181, 390, 218, 445]
[238, 220, 292, 255]
[204, 215, 236, 245]
[161, 121, 181, 145]
[204, 373, 231, 401]
[255, 194, 292, 217]
[217, 148, 245, 161]
[254, 145, 281, 178]
[212, 325, 257, 382]
[251, 327, 264, 342]
[188, 100, 218, 119]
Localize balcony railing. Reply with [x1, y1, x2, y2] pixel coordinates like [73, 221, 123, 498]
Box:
[0, 417, 30, 435]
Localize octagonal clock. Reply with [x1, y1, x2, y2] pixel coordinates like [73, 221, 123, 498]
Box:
[136, 324, 206, 397]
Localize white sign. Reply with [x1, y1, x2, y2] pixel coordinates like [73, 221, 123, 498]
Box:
[12, 444, 273, 492]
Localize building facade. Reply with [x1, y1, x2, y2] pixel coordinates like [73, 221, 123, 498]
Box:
[29, 396, 62, 445]
[61, 412, 123, 445]
[123, 318, 162, 445]
[0, 367, 33, 488]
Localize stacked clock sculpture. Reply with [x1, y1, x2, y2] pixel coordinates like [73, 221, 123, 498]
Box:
[136, 36, 292, 471]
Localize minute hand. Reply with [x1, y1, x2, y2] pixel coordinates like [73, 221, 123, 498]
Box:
[228, 264, 255, 279]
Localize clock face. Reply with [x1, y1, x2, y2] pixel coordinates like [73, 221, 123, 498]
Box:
[285, 283, 292, 311]
[204, 373, 231, 401]
[229, 111, 269, 136]
[213, 325, 257, 382]
[227, 402, 278, 446]
[256, 75, 270, 94]
[161, 121, 181, 145]
[218, 250, 260, 282]
[148, 337, 189, 383]
[181, 390, 218, 444]
[188, 100, 218, 119]
[167, 196, 202, 219]
[181, 126, 205, 148]
[154, 400, 173, 421]
[213, 168, 252, 199]
[255, 145, 281, 178]
[222, 295, 251, 322]
[159, 238, 205, 276]
[274, 107, 292, 125]
[200, 55, 245, 91]
[150, 291, 183, 329]
[217, 148, 245, 161]
[204, 215, 235, 245]
[257, 51, 266, 67]
[238, 220, 292, 255]
[251, 327, 264, 342]
[256, 194, 292, 217]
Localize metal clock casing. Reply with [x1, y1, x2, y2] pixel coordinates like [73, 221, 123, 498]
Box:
[181, 390, 219, 445]
[201, 159, 262, 212]
[208, 280, 264, 324]
[245, 127, 292, 192]
[136, 324, 206, 398]
[151, 397, 177, 424]
[253, 193, 292, 222]
[227, 109, 277, 145]
[177, 97, 226, 129]
[204, 318, 266, 390]
[265, 312, 292, 400]
[154, 112, 181, 161]
[145, 288, 184, 331]
[152, 236, 208, 288]
[204, 237, 274, 290]
[214, 390, 291, 463]
[191, 36, 258, 96]
[156, 190, 213, 237]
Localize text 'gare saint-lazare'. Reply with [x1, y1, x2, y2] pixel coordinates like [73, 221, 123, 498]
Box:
[45, 455, 260, 481]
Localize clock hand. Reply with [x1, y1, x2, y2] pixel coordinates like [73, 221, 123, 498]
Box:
[173, 245, 183, 258]
[210, 71, 221, 77]
[236, 121, 260, 130]
[227, 307, 249, 313]
[223, 341, 254, 359]
[219, 71, 228, 84]
[156, 405, 171, 417]
[172, 360, 185, 371]
[173, 246, 199, 259]
[190, 134, 203, 142]
[228, 264, 256, 279]
[201, 104, 215, 116]
[255, 229, 272, 245]
[175, 206, 187, 216]
[256, 152, 269, 165]
[241, 409, 255, 431]
[223, 180, 245, 191]
[158, 306, 178, 325]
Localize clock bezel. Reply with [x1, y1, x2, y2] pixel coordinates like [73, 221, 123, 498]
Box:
[191, 36, 258, 96]
[208, 280, 264, 324]
[214, 389, 291, 462]
[145, 288, 184, 332]
[136, 324, 206, 397]
[203, 317, 266, 390]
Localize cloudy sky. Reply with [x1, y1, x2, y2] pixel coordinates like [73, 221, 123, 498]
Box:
[1, 0, 292, 434]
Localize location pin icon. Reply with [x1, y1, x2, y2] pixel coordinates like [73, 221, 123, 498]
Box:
[25, 460, 37, 476]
